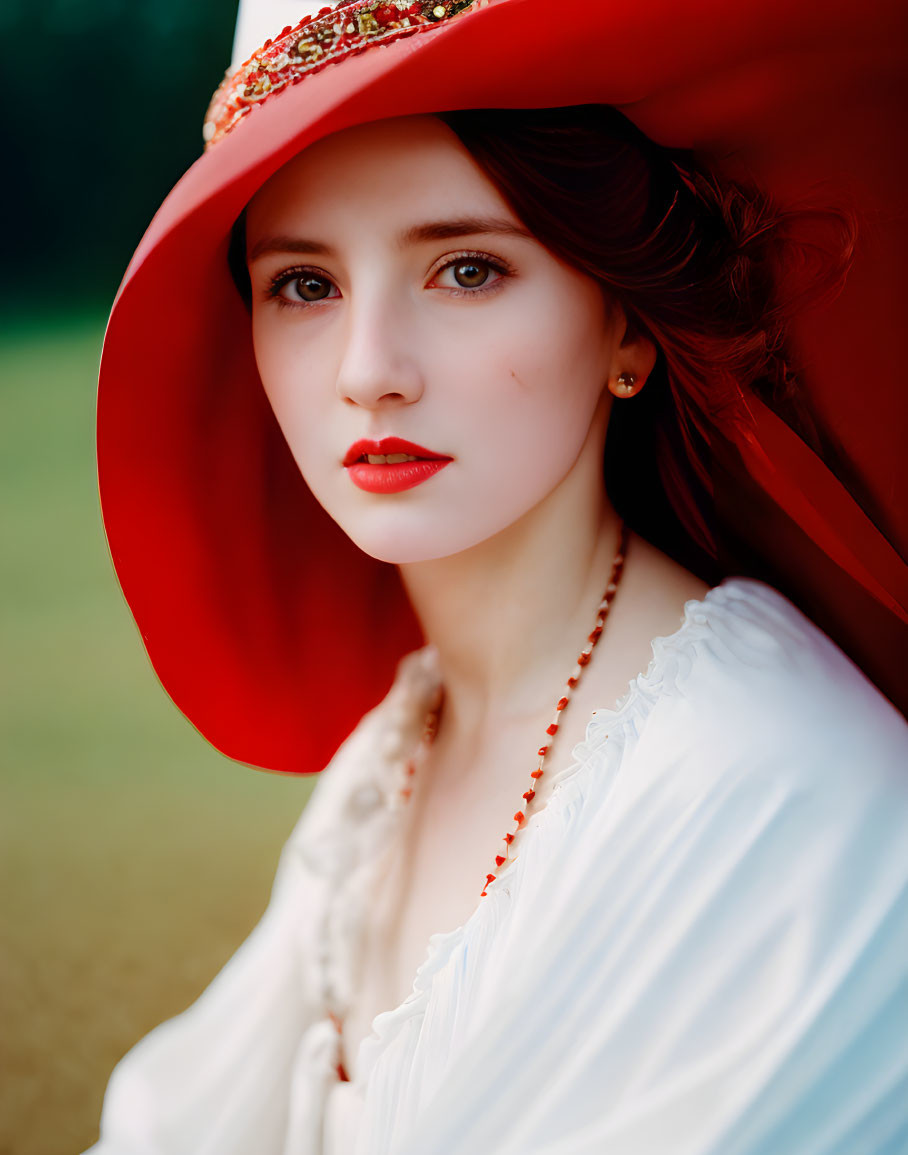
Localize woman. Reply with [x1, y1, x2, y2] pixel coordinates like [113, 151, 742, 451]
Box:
[88, 1, 907, 1152]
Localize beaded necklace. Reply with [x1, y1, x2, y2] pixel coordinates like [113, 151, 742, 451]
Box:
[398, 523, 629, 897]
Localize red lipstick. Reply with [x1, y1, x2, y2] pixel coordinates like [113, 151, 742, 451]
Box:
[343, 437, 452, 494]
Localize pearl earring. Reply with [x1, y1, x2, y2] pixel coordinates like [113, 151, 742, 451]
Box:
[615, 372, 637, 395]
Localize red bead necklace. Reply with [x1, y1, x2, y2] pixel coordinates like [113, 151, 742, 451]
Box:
[398, 524, 629, 897]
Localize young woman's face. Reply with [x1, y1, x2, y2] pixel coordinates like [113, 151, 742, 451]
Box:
[246, 115, 626, 564]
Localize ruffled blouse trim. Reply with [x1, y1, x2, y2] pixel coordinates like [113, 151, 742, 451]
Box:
[557, 576, 774, 776]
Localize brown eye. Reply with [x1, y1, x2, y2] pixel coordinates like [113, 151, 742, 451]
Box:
[452, 261, 491, 288]
[292, 274, 334, 301]
[268, 269, 340, 305]
[431, 254, 508, 294]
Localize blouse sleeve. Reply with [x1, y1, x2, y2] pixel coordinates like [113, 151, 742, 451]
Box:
[392, 583, 908, 1155]
[81, 800, 325, 1155]
[83, 646, 439, 1155]
[82, 696, 377, 1155]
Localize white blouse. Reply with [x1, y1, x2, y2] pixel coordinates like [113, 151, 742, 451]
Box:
[86, 580, 908, 1154]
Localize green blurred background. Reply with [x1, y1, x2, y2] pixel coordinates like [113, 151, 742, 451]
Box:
[1, 5, 314, 1152]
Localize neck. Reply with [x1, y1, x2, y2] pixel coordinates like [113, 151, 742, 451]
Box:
[399, 458, 623, 738]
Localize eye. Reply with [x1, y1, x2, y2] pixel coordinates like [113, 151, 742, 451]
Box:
[291, 274, 336, 302]
[448, 260, 493, 289]
[267, 268, 340, 304]
[430, 253, 509, 293]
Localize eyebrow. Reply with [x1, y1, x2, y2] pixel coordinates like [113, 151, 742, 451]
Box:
[399, 216, 534, 246]
[248, 216, 533, 262]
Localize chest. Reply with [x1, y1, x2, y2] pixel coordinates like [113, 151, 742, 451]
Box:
[337, 712, 584, 1079]
[338, 788, 502, 1078]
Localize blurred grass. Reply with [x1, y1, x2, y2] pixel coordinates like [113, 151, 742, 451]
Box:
[0, 315, 314, 1155]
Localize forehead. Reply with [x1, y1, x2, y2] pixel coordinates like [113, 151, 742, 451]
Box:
[246, 114, 515, 236]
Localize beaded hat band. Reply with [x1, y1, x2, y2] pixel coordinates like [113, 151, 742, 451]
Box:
[204, 0, 481, 148]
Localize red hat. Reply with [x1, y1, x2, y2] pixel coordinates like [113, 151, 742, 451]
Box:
[98, 0, 908, 775]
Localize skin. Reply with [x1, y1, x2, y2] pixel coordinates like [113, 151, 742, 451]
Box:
[246, 115, 708, 1077]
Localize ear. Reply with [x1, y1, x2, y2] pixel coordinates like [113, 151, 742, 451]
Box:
[606, 309, 657, 399]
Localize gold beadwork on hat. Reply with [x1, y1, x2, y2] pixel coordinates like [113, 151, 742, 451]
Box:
[204, 0, 480, 148]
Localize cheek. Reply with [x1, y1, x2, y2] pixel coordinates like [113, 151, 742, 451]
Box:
[445, 289, 609, 476]
[253, 313, 296, 412]
[252, 315, 338, 471]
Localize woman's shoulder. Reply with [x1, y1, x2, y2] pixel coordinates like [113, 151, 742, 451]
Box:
[589, 576, 907, 808]
[551, 577, 908, 971]
[691, 578, 903, 743]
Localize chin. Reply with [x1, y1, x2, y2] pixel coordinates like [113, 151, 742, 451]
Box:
[338, 510, 502, 566]
[345, 526, 467, 565]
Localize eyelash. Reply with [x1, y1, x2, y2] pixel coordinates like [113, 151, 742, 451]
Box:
[264, 250, 514, 309]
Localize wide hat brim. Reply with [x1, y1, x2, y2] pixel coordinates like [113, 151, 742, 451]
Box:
[98, 0, 908, 774]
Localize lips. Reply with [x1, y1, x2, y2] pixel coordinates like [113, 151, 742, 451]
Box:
[343, 437, 453, 494]
[342, 437, 450, 467]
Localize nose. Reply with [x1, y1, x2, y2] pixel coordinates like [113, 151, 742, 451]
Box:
[336, 291, 424, 409]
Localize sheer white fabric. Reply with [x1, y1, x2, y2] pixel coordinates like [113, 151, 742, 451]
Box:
[85, 580, 908, 1154]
